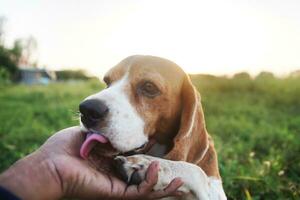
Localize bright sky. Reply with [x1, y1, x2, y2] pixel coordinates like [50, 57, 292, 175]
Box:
[1, 0, 300, 76]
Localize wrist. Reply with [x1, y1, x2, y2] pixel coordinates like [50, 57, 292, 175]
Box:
[0, 150, 63, 200]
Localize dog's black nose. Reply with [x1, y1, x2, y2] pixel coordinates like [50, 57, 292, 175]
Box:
[79, 99, 109, 127]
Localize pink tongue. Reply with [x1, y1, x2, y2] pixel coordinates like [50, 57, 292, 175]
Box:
[80, 132, 108, 159]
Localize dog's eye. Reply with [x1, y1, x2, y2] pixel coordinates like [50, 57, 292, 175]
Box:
[140, 82, 160, 98]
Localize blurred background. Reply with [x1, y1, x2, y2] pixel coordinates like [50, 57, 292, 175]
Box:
[0, 0, 299, 199]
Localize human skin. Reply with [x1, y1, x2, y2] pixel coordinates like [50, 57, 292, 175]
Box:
[0, 127, 183, 200]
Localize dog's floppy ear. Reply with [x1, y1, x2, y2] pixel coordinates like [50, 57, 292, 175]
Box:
[165, 74, 209, 163]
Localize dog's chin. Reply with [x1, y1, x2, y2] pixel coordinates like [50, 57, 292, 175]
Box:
[83, 137, 122, 174]
[91, 138, 154, 158]
[91, 142, 119, 157]
[86, 135, 153, 174]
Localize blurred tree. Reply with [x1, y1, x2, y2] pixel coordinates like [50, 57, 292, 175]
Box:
[255, 71, 275, 80]
[0, 17, 21, 81]
[56, 70, 91, 80]
[0, 16, 6, 45]
[233, 72, 251, 80]
[0, 45, 19, 80]
[19, 36, 38, 67]
[0, 17, 40, 82]
[10, 39, 23, 64]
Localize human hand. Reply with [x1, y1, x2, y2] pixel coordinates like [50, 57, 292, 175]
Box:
[0, 127, 183, 200]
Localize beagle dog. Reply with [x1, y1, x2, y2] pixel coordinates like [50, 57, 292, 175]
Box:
[79, 55, 226, 200]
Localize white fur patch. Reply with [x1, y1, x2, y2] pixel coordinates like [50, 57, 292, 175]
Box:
[83, 73, 147, 152]
[208, 177, 227, 200]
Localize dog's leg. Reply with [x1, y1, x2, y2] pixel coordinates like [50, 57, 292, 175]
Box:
[114, 154, 226, 200]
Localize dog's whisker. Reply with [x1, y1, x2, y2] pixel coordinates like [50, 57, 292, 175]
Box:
[69, 109, 82, 121]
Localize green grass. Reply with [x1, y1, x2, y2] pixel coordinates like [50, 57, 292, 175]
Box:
[0, 80, 104, 168]
[0, 76, 299, 199]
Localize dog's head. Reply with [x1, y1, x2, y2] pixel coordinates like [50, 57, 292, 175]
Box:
[79, 55, 208, 162]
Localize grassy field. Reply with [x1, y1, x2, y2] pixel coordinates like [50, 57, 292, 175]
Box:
[0, 75, 299, 199]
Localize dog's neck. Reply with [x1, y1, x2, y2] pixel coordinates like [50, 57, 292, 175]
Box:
[146, 142, 170, 158]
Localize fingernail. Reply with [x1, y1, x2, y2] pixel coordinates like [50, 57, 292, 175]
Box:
[175, 178, 183, 184]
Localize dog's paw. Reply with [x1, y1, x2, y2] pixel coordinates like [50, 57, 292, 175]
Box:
[113, 155, 209, 199]
[114, 155, 152, 185]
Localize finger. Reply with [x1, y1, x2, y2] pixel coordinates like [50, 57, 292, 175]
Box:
[40, 126, 83, 153]
[138, 161, 159, 193]
[49, 126, 84, 145]
[123, 161, 159, 198]
[163, 177, 183, 193]
[147, 178, 184, 199]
